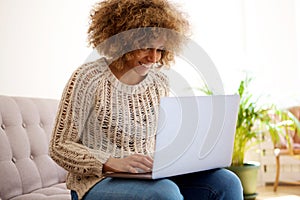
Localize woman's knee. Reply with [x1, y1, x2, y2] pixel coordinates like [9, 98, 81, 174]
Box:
[172, 169, 243, 200]
[217, 169, 243, 199]
[221, 169, 243, 188]
[144, 179, 183, 200]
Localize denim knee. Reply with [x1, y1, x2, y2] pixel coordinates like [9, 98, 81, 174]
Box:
[219, 169, 243, 200]
[143, 179, 183, 200]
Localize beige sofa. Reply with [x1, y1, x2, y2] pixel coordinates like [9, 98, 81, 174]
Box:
[0, 95, 70, 200]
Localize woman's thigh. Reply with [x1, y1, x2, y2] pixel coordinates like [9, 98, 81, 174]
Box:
[74, 177, 183, 200]
[170, 168, 243, 200]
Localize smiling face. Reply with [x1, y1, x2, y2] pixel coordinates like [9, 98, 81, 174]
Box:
[127, 49, 164, 76]
[109, 37, 166, 84]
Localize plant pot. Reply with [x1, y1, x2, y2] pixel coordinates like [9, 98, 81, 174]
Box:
[227, 162, 260, 200]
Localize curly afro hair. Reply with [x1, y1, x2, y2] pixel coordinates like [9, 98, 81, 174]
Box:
[87, 0, 190, 69]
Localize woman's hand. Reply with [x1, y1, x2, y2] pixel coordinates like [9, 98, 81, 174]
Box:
[103, 154, 153, 173]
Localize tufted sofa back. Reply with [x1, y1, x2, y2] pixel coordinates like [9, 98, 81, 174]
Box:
[0, 95, 68, 200]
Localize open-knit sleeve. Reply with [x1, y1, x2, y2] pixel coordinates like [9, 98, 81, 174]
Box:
[49, 62, 104, 176]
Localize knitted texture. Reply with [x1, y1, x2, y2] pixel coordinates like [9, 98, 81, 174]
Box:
[49, 58, 169, 199]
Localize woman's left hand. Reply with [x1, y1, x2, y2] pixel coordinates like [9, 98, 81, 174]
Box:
[103, 154, 153, 173]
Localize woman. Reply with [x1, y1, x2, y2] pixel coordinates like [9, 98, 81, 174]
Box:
[49, 0, 243, 199]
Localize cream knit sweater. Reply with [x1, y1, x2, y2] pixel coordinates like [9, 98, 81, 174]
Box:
[49, 57, 169, 199]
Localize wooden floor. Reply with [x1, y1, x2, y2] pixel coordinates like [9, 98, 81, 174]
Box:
[256, 184, 300, 200]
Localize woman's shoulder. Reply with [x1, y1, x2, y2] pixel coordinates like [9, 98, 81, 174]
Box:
[74, 58, 107, 76]
[66, 58, 108, 89]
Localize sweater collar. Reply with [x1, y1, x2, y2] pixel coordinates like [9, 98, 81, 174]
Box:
[99, 57, 157, 94]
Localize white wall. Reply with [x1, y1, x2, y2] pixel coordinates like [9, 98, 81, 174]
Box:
[243, 0, 300, 107]
[174, 0, 300, 107]
[0, 0, 98, 99]
[1, 0, 300, 106]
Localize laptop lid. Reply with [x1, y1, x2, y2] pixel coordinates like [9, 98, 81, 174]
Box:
[152, 94, 240, 179]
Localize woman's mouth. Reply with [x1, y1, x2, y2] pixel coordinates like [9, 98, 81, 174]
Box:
[138, 62, 153, 69]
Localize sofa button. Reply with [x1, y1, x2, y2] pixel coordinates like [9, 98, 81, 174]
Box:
[30, 155, 34, 160]
[22, 123, 26, 128]
[1, 124, 5, 130]
[39, 123, 43, 128]
[12, 157, 16, 163]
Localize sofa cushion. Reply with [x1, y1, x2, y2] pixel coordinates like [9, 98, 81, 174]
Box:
[10, 183, 69, 200]
[0, 96, 70, 200]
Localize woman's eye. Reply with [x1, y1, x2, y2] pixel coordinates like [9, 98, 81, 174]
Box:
[140, 48, 151, 52]
[140, 48, 165, 53]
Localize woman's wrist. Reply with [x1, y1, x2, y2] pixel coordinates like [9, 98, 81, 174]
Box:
[103, 157, 115, 173]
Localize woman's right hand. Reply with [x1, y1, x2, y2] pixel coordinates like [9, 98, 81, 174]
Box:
[103, 154, 153, 173]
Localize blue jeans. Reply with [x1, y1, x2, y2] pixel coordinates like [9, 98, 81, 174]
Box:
[71, 168, 243, 200]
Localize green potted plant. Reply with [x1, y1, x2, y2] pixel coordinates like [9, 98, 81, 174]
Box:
[199, 76, 300, 200]
[228, 77, 300, 199]
[227, 77, 267, 200]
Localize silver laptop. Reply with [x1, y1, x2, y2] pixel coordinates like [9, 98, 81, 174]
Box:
[104, 94, 240, 179]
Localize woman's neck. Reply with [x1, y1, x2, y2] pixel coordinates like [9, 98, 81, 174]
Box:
[109, 63, 145, 85]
